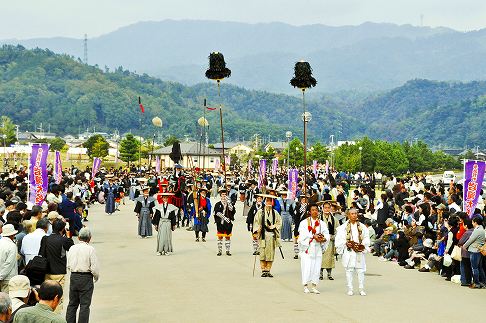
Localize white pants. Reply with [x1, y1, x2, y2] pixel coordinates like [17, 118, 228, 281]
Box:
[345, 267, 365, 291]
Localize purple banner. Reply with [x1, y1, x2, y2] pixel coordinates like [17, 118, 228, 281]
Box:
[463, 160, 486, 217]
[214, 158, 220, 172]
[288, 169, 299, 200]
[313, 160, 318, 177]
[258, 159, 266, 189]
[271, 158, 278, 175]
[54, 151, 62, 184]
[156, 155, 161, 174]
[29, 144, 49, 205]
[91, 157, 102, 181]
[325, 160, 329, 174]
[225, 155, 231, 167]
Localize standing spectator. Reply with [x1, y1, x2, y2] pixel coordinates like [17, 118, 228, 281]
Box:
[20, 218, 49, 265]
[8, 275, 32, 315]
[40, 220, 74, 313]
[13, 280, 66, 323]
[66, 228, 100, 323]
[0, 292, 12, 323]
[463, 216, 486, 288]
[457, 219, 474, 287]
[0, 224, 18, 293]
[29, 206, 44, 233]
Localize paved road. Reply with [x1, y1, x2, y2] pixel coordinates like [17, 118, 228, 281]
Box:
[78, 199, 483, 323]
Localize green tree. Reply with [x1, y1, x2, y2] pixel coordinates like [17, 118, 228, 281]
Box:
[281, 138, 304, 166]
[119, 134, 140, 166]
[83, 134, 109, 158]
[460, 149, 477, 161]
[0, 116, 16, 145]
[49, 137, 66, 151]
[91, 137, 109, 158]
[334, 143, 360, 172]
[356, 137, 376, 172]
[164, 135, 179, 147]
[308, 141, 329, 163]
[374, 141, 408, 175]
[262, 146, 276, 160]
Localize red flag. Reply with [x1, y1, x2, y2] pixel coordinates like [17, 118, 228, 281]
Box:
[206, 106, 217, 111]
[138, 96, 145, 113]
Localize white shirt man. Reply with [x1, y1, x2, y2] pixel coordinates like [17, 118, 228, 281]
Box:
[298, 204, 330, 294]
[20, 219, 48, 265]
[335, 208, 370, 296]
[0, 224, 19, 292]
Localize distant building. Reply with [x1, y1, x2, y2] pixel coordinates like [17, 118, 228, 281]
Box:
[17, 131, 57, 142]
[265, 141, 287, 153]
[152, 142, 220, 169]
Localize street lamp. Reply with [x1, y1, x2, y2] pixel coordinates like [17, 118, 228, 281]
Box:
[285, 131, 292, 170]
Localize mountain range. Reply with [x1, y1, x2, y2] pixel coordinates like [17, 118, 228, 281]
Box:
[0, 45, 484, 148]
[5, 19, 484, 93]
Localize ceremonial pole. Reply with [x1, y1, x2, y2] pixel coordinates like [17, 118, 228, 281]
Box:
[205, 52, 231, 185]
[290, 61, 317, 197]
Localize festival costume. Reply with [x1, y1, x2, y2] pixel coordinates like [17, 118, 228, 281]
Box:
[277, 197, 294, 241]
[103, 184, 117, 214]
[335, 220, 371, 295]
[134, 195, 155, 238]
[321, 213, 338, 279]
[292, 202, 308, 259]
[253, 207, 282, 276]
[214, 198, 236, 256]
[298, 217, 330, 286]
[152, 202, 178, 255]
[246, 202, 263, 255]
[192, 194, 211, 241]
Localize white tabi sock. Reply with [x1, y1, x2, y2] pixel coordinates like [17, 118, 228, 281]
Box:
[293, 243, 299, 255]
[345, 268, 354, 291]
[217, 240, 223, 252]
[225, 240, 231, 252]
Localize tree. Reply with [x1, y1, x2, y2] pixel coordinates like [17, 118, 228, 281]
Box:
[49, 137, 66, 151]
[308, 141, 329, 164]
[91, 137, 109, 158]
[0, 116, 16, 145]
[334, 143, 360, 172]
[281, 138, 304, 166]
[119, 134, 140, 166]
[164, 135, 179, 147]
[83, 134, 109, 158]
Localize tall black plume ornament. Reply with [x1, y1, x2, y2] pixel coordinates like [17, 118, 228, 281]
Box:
[290, 60, 317, 197]
[205, 51, 231, 186]
[169, 141, 182, 164]
[205, 52, 231, 81]
[290, 61, 317, 90]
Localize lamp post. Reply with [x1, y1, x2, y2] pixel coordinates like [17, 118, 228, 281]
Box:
[285, 131, 292, 170]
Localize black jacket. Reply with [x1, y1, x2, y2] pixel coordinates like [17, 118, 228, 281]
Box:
[40, 233, 74, 275]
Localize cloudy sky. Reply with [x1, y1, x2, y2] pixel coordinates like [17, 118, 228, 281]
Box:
[2, 0, 485, 39]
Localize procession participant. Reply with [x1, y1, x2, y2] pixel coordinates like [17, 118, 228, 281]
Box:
[103, 177, 117, 215]
[128, 174, 138, 201]
[266, 187, 281, 214]
[298, 204, 329, 294]
[332, 201, 347, 225]
[192, 187, 211, 242]
[168, 165, 185, 228]
[152, 193, 178, 256]
[277, 191, 294, 242]
[214, 188, 236, 256]
[253, 194, 282, 277]
[335, 208, 371, 296]
[246, 195, 263, 255]
[319, 201, 339, 280]
[243, 180, 259, 218]
[134, 187, 155, 238]
[292, 194, 309, 259]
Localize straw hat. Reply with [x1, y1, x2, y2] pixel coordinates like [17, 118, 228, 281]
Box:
[1, 224, 18, 237]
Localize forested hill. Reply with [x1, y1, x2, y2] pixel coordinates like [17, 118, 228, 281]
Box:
[356, 79, 486, 147]
[0, 45, 359, 143]
[0, 45, 484, 147]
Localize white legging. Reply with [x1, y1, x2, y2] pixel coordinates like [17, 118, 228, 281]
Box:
[345, 267, 365, 290]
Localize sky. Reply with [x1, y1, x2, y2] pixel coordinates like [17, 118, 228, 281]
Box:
[1, 0, 486, 39]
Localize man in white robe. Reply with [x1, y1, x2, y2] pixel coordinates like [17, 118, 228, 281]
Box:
[335, 208, 370, 296]
[298, 204, 329, 294]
